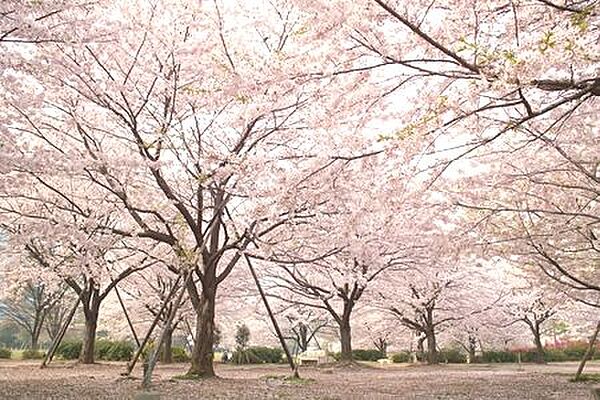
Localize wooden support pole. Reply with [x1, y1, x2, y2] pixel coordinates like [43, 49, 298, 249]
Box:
[114, 284, 140, 347]
[41, 297, 81, 368]
[575, 321, 600, 381]
[245, 255, 299, 378]
[142, 272, 189, 389]
[123, 274, 182, 376]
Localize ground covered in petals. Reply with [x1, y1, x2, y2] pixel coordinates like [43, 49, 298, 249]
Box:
[0, 360, 598, 399]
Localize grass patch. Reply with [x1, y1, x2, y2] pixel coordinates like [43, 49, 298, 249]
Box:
[262, 374, 315, 385]
[172, 373, 211, 380]
[570, 373, 600, 382]
[283, 376, 316, 385]
[262, 374, 287, 380]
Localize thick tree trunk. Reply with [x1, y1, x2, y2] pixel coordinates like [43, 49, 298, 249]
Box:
[187, 287, 216, 377]
[80, 310, 98, 364]
[80, 287, 101, 365]
[160, 325, 174, 364]
[339, 320, 352, 361]
[532, 326, 545, 364]
[426, 327, 438, 364]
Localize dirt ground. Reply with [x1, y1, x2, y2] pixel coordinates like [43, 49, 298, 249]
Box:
[0, 360, 599, 399]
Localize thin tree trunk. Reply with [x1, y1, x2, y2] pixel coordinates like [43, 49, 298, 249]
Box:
[160, 325, 174, 364]
[30, 310, 45, 350]
[374, 338, 387, 357]
[31, 335, 39, 351]
[299, 324, 309, 353]
[416, 335, 425, 362]
[574, 321, 600, 381]
[31, 324, 41, 351]
[187, 285, 216, 377]
[468, 335, 477, 363]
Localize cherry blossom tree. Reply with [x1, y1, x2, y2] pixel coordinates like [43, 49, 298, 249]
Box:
[278, 307, 332, 354]
[492, 269, 574, 364]
[0, 0, 373, 377]
[122, 264, 193, 364]
[257, 154, 436, 362]
[291, 1, 598, 172]
[0, 282, 64, 350]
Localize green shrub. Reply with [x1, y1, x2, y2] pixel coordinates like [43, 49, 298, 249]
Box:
[481, 351, 518, 363]
[439, 348, 467, 364]
[232, 346, 283, 364]
[21, 349, 44, 359]
[0, 348, 11, 359]
[391, 352, 411, 363]
[248, 346, 283, 364]
[352, 349, 385, 361]
[140, 341, 155, 360]
[519, 350, 543, 363]
[94, 339, 113, 360]
[562, 344, 588, 360]
[104, 341, 133, 361]
[171, 346, 190, 363]
[92, 340, 134, 361]
[545, 348, 569, 362]
[56, 340, 82, 360]
[231, 349, 248, 364]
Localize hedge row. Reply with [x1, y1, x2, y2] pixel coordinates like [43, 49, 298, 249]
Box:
[0, 348, 11, 359]
[388, 343, 600, 364]
[171, 346, 190, 362]
[56, 340, 133, 361]
[231, 346, 283, 364]
[21, 349, 45, 359]
[0, 348, 45, 360]
[332, 349, 386, 362]
[56, 340, 191, 362]
[95, 340, 133, 361]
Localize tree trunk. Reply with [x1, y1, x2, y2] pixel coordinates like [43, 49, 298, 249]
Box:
[187, 286, 216, 377]
[31, 334, 40, 351]
[416, 335, 425, 362]
[532, 326, 545, 364]
[30, 311, 45, 351]
[160, 325, 174, 364]
[374, 338, 387, 357]
[468, 335, 477, 363]
[299, 323, 309, 353]
[426, 327, 438, 364]
[80, 287, 100, 365]
[468, 346, 476, 364]
[80, 310, 98, 364]
[339, 320, 352, 362]
[30, 321, 41, 351]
